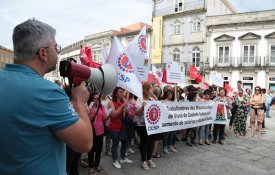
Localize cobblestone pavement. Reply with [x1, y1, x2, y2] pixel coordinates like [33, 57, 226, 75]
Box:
[79, 110, 275, 175]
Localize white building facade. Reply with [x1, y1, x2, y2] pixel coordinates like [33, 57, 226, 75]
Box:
[152, 0, 235, 84]
[206, 9, 275, 91]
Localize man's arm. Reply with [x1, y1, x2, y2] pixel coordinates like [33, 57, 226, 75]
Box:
[55, 83, 93, 153]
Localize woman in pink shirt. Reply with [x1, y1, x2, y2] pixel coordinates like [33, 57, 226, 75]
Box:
[88, 91, 108, 175]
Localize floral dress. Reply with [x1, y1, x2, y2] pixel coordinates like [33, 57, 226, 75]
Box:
[233, 95, 249, 135]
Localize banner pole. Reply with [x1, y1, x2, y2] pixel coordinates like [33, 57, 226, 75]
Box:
[123, 91, 130, 118]
[174, 84, 177, 101]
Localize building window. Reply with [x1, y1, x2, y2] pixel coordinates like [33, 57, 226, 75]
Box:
[192, 17, 200, 32]
[174, 21, 180, 35]
[175, 0, 183, 12]
[243, 45, 255, 63]
[172, 48, 180, 62]
[192, 47, 200, 67]
[93, 50, 101, 63]
[218, 46, 229, 63]
[271, 45, 275, 63]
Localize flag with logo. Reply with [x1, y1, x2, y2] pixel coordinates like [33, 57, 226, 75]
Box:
[147, 71, 161, 86]
[127, 26, 151, 81]
[107, 36, 142, 98]
[189, 65, 202, 83]
[152, 65, 163, 81]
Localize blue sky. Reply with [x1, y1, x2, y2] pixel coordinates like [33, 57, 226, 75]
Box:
[0, 0, 274, 50]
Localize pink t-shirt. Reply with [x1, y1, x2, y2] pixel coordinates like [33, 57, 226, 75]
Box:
[89, 105, 107, 136]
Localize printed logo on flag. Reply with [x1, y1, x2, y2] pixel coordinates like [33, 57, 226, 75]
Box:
[146, 104, 161, 125]
[117, 53, 134, 73]
[156, 71, 162, 79]
[138, 35, 147, 54]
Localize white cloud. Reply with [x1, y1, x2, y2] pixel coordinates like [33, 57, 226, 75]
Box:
[1, 0, 274, 50]
[0, 0, 152, 50]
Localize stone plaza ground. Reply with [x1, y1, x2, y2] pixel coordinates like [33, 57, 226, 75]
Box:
[79, 110, 275, 175]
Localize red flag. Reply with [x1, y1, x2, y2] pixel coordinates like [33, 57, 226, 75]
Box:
[161, 69, 176, 85]
[80, 45, 93, 67]
[200, 82, 209, 89]
[224, 83, 238, 101]
[147, 72, 161, 86]
[190, 65, 202, 83]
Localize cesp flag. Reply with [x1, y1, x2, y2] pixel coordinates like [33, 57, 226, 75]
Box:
[152, 65, 163, 81]
[127, 26, 150, 81]
[107, 36, 142, 98]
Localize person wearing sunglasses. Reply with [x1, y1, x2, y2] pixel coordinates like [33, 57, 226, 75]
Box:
[250, 86, 265, 141]
[232, 89, 249, 137]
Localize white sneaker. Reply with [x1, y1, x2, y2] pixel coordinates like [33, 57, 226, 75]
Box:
[113, 160, 121, 169]
[128, 148, 135, 154]
[147, 160, 156, 168]
[120, 158, 133, 164]
[169, 146, 178, 152]
[141, 161, 149, 170]
[163, 147, 170, 154]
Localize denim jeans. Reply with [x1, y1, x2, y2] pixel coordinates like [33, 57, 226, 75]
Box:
[198, 124, 210, 141]
[266, 103, 270, 117]
[108, 129, 128, 161]
[163, 131, 175, 148]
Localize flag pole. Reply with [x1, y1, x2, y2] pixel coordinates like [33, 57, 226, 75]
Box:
[123, 91, 130, 118]
[174, 84, 177, 101]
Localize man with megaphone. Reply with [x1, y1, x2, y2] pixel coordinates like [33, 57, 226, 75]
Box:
[0, 19, 98, 175]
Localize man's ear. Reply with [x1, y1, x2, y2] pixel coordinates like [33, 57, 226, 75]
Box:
[37, 48, 48, 63]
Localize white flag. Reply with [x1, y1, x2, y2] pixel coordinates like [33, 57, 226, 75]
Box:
[107, 36, 143, 98]
[127, 26, 151, 81]
[152, 65, 163, 81]
[102, 47, 108, 64]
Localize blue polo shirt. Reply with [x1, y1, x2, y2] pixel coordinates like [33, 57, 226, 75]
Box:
[0, 64, 79, 174]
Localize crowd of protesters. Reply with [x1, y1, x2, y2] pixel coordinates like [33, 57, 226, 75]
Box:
[1, 19, 273, 175]
[62, 79, 274, 175]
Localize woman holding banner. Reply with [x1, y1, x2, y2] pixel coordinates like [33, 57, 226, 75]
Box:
[233, 88, 249, 137]
[198, 89, 211, 145]
[213, 88, 232, 145]
[162, 89, 178, 153]
[135, 82, 156, 170]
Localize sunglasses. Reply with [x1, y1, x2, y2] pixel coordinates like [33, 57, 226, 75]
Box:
[255, 89, 260, 91]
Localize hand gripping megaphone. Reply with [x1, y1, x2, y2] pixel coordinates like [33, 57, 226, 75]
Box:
[59, 60, 118, 95]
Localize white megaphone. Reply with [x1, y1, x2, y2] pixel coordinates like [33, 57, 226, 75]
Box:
[59, 60, 118, 95]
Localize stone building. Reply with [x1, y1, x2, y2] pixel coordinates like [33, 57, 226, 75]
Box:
[0, 45, 13, 69]
[151, 0, 235, 84]
[205, 9, 275, 91]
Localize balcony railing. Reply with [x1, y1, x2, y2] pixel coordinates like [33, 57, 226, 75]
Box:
[154, 0, 205, 17]
[211, 57, 270, 68]
[213, 57, 234, 68]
